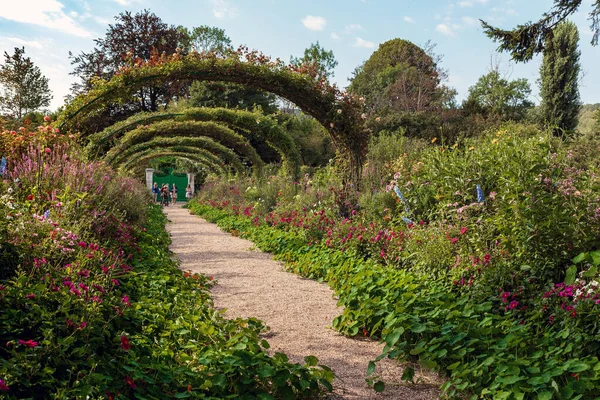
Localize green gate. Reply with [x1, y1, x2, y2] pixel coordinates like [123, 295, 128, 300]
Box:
[153, 169, 188, 202]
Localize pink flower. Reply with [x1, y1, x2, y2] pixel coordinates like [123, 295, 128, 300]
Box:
[484, 254, 491, 264]
[18, 339, 38, 348]
[509, 300, 519, 309]
[122, 295, 131, 306]
[501, 291, 511, 303]
[25, 294, 35, 299]
[121, 335, 131, 351]
[124, 376, 136, 388]
[44, 148, 51, 154]
[0, 378, 9, 391]
[460, 227, 468, 235]
[450, 237, 459, 244]
[43, 115, 51, 122]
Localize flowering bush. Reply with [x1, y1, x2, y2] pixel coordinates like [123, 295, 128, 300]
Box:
[0, 141, 332, 398]
[188, 123, 600, 399]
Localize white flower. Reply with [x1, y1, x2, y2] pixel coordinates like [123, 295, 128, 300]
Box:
[337, 109, 342, 114]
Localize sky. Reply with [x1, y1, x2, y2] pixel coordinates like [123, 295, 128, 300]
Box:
[0, 0, 599, 112]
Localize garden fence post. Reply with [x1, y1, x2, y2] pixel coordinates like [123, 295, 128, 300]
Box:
[187, 172, 195, 194]
[145, 168, 155, 192]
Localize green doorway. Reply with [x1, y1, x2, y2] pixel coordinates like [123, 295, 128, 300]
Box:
[153, 169, 188, 202]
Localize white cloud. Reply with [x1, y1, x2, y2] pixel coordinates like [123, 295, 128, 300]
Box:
[403, 16, 415, 23]
[492, 7, 518, 16]
[458, 1, 473, 7]
[0, 36, 44, 49]
[462, 16, 478, 26]
[354, 37, 376, 49]
[0, 0, 91, 37]
[344, 24, 364, 32]
[112, 0, 145, 5]
[436, 23, 455, 36]
[301, 15, 327, 31]
[331, 32, 340, 40]
[211, 0, 239, 20]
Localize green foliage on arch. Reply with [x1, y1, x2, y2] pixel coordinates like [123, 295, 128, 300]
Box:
[56, 51, 369, 181]
[111, 137, 247, 174]
[123, 150, 228, 176]
[105, 120, 264, 173]
[88, 107, 301, 179]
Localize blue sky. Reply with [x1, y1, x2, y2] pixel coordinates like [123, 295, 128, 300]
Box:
[1, 0, 599, 111]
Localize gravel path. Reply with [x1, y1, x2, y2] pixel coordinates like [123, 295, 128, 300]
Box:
[165, 205, 440, 399]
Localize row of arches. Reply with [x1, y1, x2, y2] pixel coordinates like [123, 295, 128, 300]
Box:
[57, 52, 367, 183]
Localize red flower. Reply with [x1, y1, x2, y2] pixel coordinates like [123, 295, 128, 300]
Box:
[484, 254, 491, 264]
[44, 148, 51, 154]
[25, 294, 35, 299]
[450, 237, 459, 244]
[121, 295, 131, 306]
[18, 339, 38, 348]
[26, 194, 34, 201]
[460, 227, 468, 235]
[43, 115, 51, 122]
[0, 378, 9, 391]
[120, 335, 131, 351]
[124, 376, 136, 388]
[209, 276, 214, 281]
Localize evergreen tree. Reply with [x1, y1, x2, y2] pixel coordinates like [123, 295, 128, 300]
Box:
[539, 21, 581, 135]
[0, 47, 52, 119]
[481, 0, 599, 62]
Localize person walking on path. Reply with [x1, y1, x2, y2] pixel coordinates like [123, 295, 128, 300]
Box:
[152, 182, 159, 202]
[161, 184, 170, 207]
[185, 184, 193, 201]
[171, 184, 178, 205]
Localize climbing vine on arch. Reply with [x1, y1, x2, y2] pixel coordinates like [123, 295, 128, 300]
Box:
[57, 48, 369, 184]
[126, 150, 230, 177]
[88, 107, 302, 179]
[111, 137, 248, 174]
[105, 120, 264, 175]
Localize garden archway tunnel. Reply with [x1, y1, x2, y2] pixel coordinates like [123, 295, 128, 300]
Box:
[113, 138, 247, 174]
[105, 120, 264, 176]
[129, 151, 229, 177]
[88, 107, 302, 179]
[57, 52, 368, 183]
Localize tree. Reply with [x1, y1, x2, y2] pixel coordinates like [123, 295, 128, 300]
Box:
[349, 39, 454, 114]
[179, 25, 232, 55]
[465, 67, 533, 121]
[186, 26, 276, 114]
[539, 21, 581, 135]
[290, 42, 338, 80]
[0, 47, 52, 119]
[481, 0, 600, 62]
[69, 10, 186, 108]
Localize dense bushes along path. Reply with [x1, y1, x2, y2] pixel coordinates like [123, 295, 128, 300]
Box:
[165, 204, 440, 399]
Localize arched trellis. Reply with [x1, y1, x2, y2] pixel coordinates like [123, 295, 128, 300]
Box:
[105, 120, 264, 175]
[121, 146, 233, 175]
[111, 138, 247, 174]
[57, 53, 368, 184]
[125, 150, 228, 177]
[87, 107, 302, 179]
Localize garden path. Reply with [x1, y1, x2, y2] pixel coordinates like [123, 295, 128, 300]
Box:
[165, 204, 440, 399]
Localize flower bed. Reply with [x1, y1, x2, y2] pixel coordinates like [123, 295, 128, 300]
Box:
[0, 140, 332, 398]
[187, 125, 600, 399]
